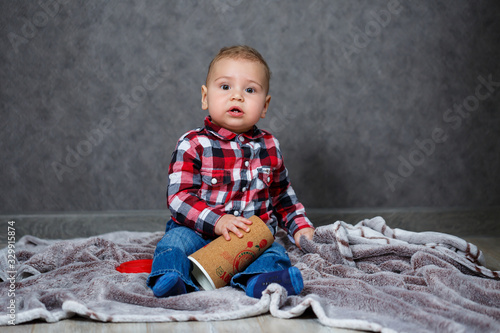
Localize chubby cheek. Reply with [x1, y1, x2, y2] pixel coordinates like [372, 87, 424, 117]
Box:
[250, 99, 268, 113]
[209, 92, 229, 106]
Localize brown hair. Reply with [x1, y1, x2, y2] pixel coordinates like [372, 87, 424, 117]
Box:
[205, 45, 271, 93]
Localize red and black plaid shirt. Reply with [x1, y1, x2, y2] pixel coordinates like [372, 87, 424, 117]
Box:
[167, 116, 313, 239]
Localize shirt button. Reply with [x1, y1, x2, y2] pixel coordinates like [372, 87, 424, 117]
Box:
[267, 177, 271, 182]
[244, 161, 250, 167]
[239, 136, 244, 142]
[234, 211, 240, 216]
[211, 178, 217, 185]
[242, 187, 247, 192]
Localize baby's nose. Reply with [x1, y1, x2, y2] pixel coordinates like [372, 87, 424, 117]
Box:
[231, 91, 244, 101]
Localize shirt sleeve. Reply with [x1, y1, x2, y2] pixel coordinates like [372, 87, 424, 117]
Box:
[167, 136, 225, 238]
[269, 141, 315, 236]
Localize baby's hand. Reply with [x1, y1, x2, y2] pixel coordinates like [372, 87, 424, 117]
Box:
[294, 227, 315, 250]
[214, 214, 253, 241]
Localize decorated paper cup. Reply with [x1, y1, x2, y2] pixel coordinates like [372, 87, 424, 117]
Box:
[188, 215, 274, 290]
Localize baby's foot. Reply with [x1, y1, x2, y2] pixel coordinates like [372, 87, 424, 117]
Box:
[152, 272, 187, 297]
[246, 267, 304, 298]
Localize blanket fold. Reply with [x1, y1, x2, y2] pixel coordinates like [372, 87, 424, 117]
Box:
[1, 217, 499, 332]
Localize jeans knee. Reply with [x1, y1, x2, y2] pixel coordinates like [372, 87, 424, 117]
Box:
[155, 225, 208, 255]
[266, 242, 288, 256]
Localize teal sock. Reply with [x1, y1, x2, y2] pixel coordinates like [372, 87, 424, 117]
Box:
[246, 267, 304, 298]
[152, 272, 187, 298]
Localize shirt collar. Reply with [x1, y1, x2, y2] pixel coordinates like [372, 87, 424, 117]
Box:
[204, 116, 265, 141]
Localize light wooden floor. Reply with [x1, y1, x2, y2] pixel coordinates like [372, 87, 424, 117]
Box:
[4, 312, 357, 333]
[2, 208, 500, 332]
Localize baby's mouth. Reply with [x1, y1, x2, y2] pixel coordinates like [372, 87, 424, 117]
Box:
[228, 107, 243, 114]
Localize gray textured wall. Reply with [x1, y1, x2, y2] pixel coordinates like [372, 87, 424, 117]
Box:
[1, 0, 499, 213]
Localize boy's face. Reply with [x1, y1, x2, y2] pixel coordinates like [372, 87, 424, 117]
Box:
[201, 58, 271, 134]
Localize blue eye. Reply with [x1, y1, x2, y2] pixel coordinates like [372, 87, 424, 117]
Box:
[221, 84, 230, 90]
[245, 87, 255, 93]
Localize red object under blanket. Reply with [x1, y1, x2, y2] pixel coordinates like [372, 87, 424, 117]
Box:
[116, 259, 153, 273]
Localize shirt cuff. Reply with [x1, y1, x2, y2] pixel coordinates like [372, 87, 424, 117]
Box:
[197, 207, 225, 237]
[289, 216, 315, 236]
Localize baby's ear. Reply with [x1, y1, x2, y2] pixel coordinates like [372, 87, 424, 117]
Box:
[201, 85, 208, 110]
[261, 95, 271, 118]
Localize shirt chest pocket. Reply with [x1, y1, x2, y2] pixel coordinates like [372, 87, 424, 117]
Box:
[255, 167, 273, 189]
[201, 169, 232, 188]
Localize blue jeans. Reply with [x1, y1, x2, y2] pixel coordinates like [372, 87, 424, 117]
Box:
[147, 219, 292, 292]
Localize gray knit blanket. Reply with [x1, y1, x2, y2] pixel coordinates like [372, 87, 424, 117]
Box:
[1, 216, 499, 332]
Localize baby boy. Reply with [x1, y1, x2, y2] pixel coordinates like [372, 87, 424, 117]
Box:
[147, 45, 315, 298]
